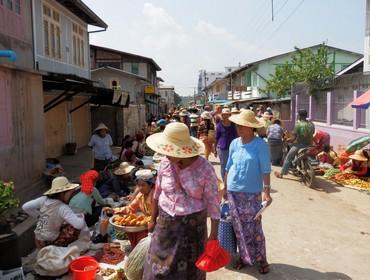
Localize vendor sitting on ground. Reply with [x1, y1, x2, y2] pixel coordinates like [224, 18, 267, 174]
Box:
[69, 170, 106, 227]
[317, 145, 339, 167]
[105, 169, 156, 248]
[22, 177, 86, 249]
[98, 162, 135, 199]
[343, 150, 369, 177]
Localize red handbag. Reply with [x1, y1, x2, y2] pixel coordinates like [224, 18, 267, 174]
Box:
[195, 240, 231, 272]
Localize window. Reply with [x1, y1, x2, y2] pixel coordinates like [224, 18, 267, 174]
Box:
[72, 23, 85, 67]
[6, 0, 12, 10]
[43, 5, 61, 59]
[244, 71, 251, 86]
[14, 0, 20, 14]
[251, 72, 257, 87]
[131, 63, 139, 75]
[111, 80, 117, 88]
[312, 92, 327, 122]
[333, 88, 353, 126]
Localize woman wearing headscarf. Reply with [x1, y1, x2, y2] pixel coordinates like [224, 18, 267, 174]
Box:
[105, 169, 156, 248]
[69, 170, 106, 226]
[225, 110, 272, 274]
[143, 122, 220, 280]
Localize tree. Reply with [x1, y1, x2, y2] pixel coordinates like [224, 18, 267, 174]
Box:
[263, 44, 335, 97]
[174, 92, 182, 105]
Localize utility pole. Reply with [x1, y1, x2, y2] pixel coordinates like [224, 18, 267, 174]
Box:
[203, 70, 208, 105]
[271, 0, 274, 21]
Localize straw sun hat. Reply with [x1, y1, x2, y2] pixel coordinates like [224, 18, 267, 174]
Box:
[114, 162, 135, 175]
[94, 123, 109, 132]
[229, 109, 264, 128]
[349, 150, 368, 162]
[44, 176, 79, 195]
[201, 111, 212, 120]
[146, 122, 204, 158]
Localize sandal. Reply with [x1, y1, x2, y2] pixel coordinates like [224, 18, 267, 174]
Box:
[257, 261, 270, 274]
[274, 171, 283, 178]
[233, 259, 246, 270]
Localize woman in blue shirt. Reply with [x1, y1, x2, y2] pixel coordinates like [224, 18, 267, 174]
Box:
[225, 109, 272, 274]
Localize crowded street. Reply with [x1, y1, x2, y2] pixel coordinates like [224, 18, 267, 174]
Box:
[1, 1, 370, 280]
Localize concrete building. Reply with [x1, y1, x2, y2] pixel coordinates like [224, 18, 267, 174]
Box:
[205, 44, 362, 120]
[90, 45, 161, 140]
[31, 0, 122, 158]
[197, 69, 225, 96]
[158, 85, 175, 115]
[0, 0, 44, 201]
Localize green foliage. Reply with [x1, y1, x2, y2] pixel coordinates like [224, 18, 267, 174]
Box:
[174, 92, 182, 106]
[0, 181, 19, 217]
[263, 44, 335, 97]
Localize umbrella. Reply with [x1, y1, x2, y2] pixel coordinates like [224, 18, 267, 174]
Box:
[350, 90, 370, 109]
[345, 135, 370, 153]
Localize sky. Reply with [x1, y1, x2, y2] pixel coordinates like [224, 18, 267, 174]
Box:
[84, 0, 366, 96]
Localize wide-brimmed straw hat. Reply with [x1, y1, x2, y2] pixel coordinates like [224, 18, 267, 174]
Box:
[349, 150, 368, 162]
[94, 123, 109, 132]
[201, 111, 212, 120]
[179, 110, 188, 117]
[229, 109, 264, 128]
[146, 122, 204, 158]
[114, 162, 135, 175]
[44, 176, 79, 195]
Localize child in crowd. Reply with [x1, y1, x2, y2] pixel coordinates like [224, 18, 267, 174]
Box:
[22, 177, 86, 249]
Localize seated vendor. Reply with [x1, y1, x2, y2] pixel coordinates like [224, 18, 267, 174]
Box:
[344, 150, 368, 176]
[98, 162, 134, 199]
[22, 177, 86, 249]
[317, 145, 339, 166]
[69, 170, 107, 227]
[105, 169, 156, 248]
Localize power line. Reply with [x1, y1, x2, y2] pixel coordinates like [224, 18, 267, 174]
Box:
[260, 0, 305, 45]
[248, 0, 290, 46]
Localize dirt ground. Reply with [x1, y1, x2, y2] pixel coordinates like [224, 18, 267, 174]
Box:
[207, 155, 370, 280]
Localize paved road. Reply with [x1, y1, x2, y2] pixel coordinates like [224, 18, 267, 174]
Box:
[207, 155, 370, 280]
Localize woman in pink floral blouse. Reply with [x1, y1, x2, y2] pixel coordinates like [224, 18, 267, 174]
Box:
[143, 122, 220, 280]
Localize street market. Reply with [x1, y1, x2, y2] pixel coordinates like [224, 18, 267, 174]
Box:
[1, 1, 370, 280]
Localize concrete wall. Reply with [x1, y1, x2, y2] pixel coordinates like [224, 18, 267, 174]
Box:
[293, 73, 370, 151]
[0, 0, 33, 69]
[123, 105, 146, 137]
[33, 0, 90, 78]
[91, 68, 144, 104]
[0, 66, 44, 200]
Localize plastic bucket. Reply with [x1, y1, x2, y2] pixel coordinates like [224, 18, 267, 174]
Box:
[69, 256, 99, 280]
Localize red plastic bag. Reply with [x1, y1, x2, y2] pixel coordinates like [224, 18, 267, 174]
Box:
[195, 240, 231, 272]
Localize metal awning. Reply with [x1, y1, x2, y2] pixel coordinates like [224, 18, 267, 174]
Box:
[43, 73, 129, 113]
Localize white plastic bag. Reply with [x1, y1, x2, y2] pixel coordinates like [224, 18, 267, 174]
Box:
[124, 235, 151, 280]
[34, 245, 79, 276]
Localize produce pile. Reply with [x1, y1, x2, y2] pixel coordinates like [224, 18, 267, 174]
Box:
[113, 214, 151, 227]
[96, 243, 125, 265]
[328, 172, 370, 190]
